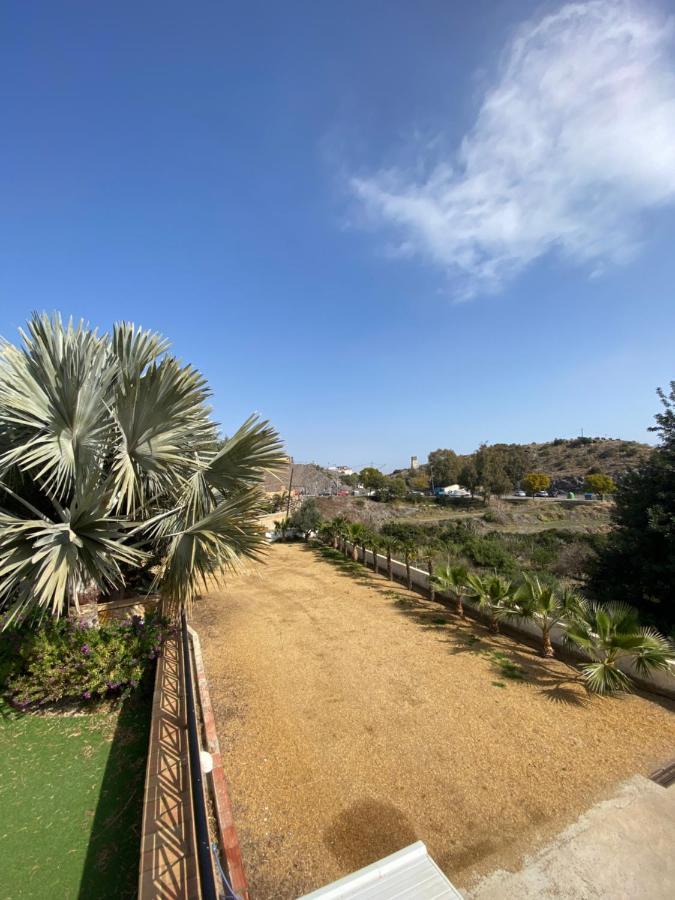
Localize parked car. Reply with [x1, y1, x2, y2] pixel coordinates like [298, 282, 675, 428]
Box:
[514, 490, 527, 497]
[535, 490, 550, 498]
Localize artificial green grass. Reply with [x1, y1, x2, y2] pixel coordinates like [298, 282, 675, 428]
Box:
[0, 685, 151, 899]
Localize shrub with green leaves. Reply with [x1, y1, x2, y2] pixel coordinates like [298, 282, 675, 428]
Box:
[4, 613, 169, 708]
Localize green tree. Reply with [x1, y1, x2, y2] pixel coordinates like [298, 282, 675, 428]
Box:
[522, 472, 551, 497]
[359, 467, 386, 491]
[427, 449, 459, 488]
[510, 576, 583, 657]
[289, 498, 321, 540]
[431, 564, 470, 617]
[340, 472, 359, 488]
[0, 314, 284, 626]
[385, 476, 408, 499]
[583, 473, 617, 500]
[591, 383, 675, 632]
[565, 602, 673, 694]
[474, 445, 512, 503]
[409, 472, 430, 492]
[459, 458, 480, 497]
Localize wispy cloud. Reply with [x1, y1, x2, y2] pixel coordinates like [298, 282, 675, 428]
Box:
[350, 1, 675, 297]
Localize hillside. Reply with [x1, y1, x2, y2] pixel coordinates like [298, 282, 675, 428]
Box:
[402, 437, 654, 489]
[525, 437, 652, 480]
[262, 462, 337, 496]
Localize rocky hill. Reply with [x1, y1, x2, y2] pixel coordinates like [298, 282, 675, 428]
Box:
[526, 437, 652, 482]
[263, 462, 338, 496]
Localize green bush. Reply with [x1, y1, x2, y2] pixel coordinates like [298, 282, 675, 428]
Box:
[3, 613, 169, 708]
[464, 536, 518, 575]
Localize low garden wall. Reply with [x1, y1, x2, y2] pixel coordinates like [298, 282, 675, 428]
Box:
[342, 541, 675, 699]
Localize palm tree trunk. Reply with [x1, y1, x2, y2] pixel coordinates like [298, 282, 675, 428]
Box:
[456, 594, 464, 618]
[542, 626, 554, 657]
[387, 551, 393, 580]
[372, 549, 378, 573]
[69, 577, 100, 628]
[427, 560, 435, 601]
[351, 544, 358, 561]
[405, 554, 412, 590]
[490, 614, 499, 633]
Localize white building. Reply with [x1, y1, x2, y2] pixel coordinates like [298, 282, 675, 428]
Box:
[328, 465, 354, 476]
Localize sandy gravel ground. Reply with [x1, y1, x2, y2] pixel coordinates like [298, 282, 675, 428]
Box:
[192, 543, 675, 899]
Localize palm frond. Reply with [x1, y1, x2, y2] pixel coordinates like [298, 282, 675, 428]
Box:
[111, 322, 171, 380]
[202, 415, 285, 495]
[110, 356, 213, 513]
[155, 489, 268, 610]
[0, 313, 115, 500]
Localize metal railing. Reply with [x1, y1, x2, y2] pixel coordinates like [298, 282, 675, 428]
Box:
[181, 611, 218, 900]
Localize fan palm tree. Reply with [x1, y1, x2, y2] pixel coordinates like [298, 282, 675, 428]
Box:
[0, 314, 285, 626]
[466, 572, 513, 632]
[358, 527, 373, 565]
[399, 535, 419, 591]
[367, 531, 382, 573]
[431, 564, 470, 618]
[564, 601, 674, 694]
[379, 535, 398, 581]
[328, 516, 348, 550]
[420, 541, 439, 600]
[509, 575, 584, 657]
[346, 522, 364, 561]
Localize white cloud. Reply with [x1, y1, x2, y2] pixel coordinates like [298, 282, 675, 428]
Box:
[351, 1, 675, 296]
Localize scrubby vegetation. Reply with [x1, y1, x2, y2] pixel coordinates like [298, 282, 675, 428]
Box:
[1, 612, 169, 708]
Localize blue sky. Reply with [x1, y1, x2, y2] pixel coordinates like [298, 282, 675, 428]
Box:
[1, 1, 674, 471]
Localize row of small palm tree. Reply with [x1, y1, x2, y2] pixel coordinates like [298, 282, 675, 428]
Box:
[432, 568, 673, 694]
[319, 517, 674, 695]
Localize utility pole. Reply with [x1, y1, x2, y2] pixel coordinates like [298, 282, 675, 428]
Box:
[286, 465, 294, 520]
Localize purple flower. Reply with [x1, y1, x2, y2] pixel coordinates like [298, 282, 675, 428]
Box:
[82, 690, 91, 700]
[81, 644, 91, 655]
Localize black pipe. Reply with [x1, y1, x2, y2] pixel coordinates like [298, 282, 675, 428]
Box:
[181, 610, 218, 900]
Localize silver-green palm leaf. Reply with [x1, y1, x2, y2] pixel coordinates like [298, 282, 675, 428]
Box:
[0, 313, 285, 625]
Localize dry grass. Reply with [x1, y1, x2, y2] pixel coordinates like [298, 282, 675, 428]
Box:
[193, 543, 675, 899]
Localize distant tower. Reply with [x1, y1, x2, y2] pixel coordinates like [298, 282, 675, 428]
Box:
[410, 455, 418, 470]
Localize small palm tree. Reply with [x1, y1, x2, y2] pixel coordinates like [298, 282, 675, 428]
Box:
[0, 314, 285, 625]
[466, 572, 513, 632]
[346, 522, 364, 561]
[510, 575, 584, 658]
[274, 518, 290, 540]
[358, 527, 372, 565]
[368, 531, 382, 573]
[379, 535, 398, 581]
[431, 564, 470, 618]
[330, 516, 348, 550]
[564, 601, 674, 694]
[420, 541, 439, 600]
[399, 535, 419, 591]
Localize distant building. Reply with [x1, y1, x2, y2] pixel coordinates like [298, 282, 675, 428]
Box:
[328, 465, 354, 476]
[410, 455, 418, 470]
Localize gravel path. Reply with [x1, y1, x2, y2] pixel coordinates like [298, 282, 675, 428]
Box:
[193, 543, 675, 899]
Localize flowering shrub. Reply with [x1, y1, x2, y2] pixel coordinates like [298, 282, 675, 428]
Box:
[4, 613, 170, 708]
